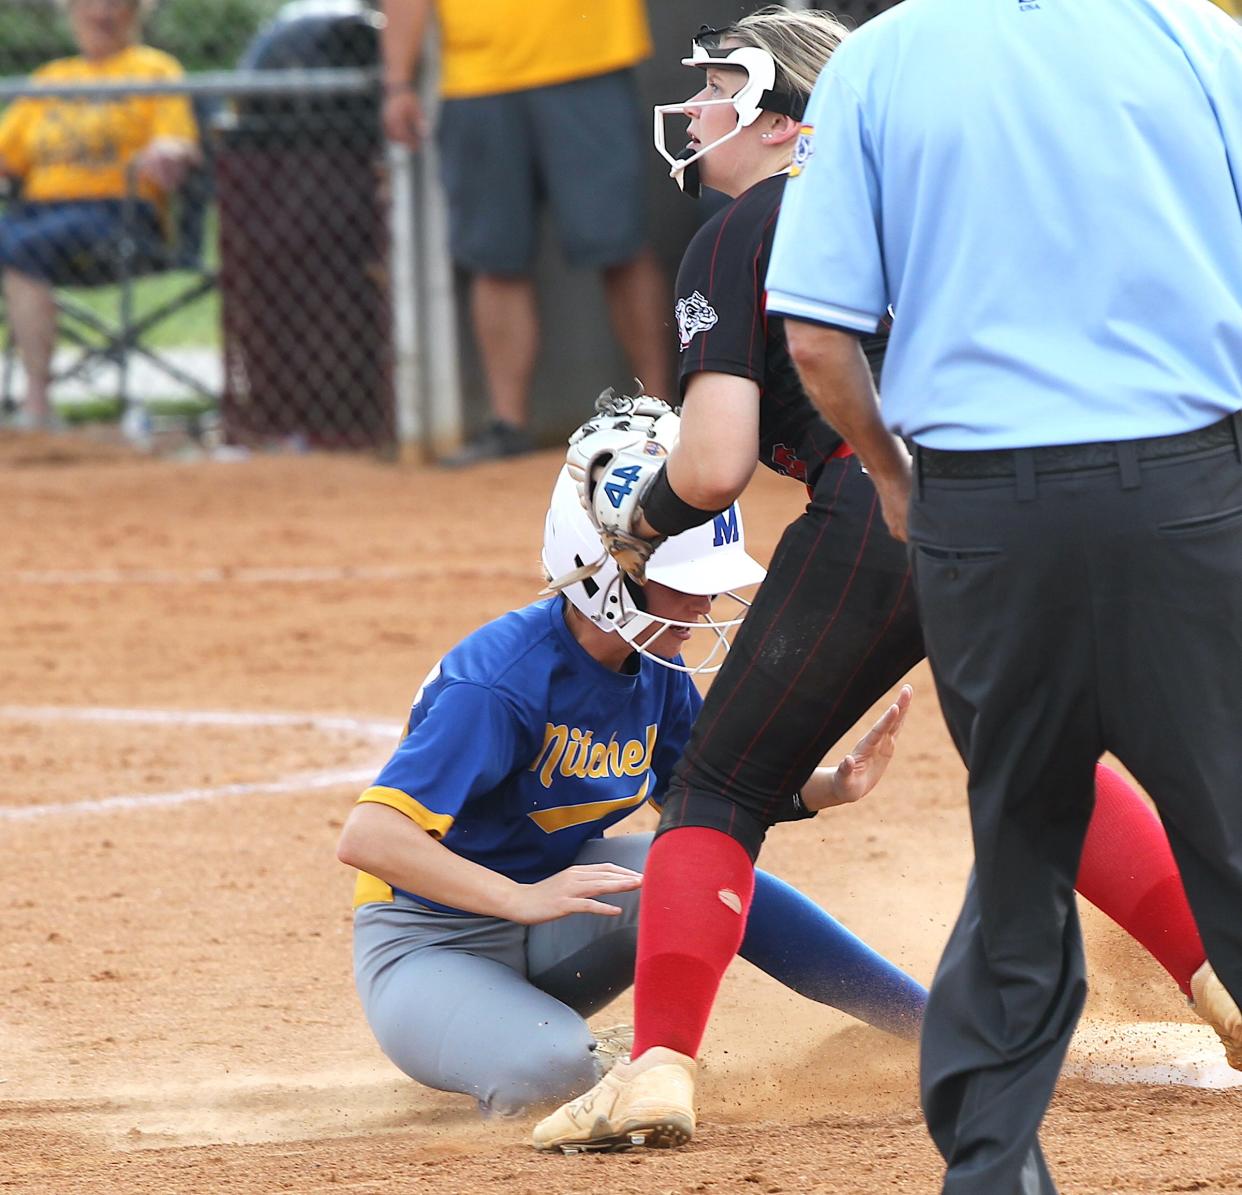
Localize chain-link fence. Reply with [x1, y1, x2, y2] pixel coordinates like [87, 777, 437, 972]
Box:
[0, 0, 393, 450]
[0, 0, 908, 456]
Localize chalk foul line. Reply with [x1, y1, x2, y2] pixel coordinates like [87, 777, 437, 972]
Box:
[0, 706, 400, 821]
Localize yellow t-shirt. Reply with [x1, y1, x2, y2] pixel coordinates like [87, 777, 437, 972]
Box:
[0, 45, 197, 207]
[435, 0, 651, 99]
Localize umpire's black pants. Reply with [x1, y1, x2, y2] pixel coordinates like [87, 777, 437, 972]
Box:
[908, 414, 1242, 1195]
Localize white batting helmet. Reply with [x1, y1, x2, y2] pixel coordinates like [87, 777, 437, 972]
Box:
[541, 464, 766, 675]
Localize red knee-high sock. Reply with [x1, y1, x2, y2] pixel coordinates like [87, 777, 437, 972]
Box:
[631, 827, 756, 1060]
[1077, 762, 1206, 996]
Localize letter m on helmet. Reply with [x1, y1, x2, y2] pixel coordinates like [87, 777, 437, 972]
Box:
[712, 507, 740, 547]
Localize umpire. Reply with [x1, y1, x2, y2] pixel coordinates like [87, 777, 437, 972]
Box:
[764, 0, 1242, 1192]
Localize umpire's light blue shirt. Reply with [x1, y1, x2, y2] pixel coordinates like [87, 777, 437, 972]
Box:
[766, 0, 1242, 450]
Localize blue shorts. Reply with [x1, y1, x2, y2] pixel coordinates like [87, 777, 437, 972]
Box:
[436, 69, 648, 275]
[0, 199, 164, 286]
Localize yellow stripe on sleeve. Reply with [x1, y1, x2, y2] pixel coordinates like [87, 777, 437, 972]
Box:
[350, 786, 454, 908]
[353, 870, 394, 908]
[356, 786, 455, 839]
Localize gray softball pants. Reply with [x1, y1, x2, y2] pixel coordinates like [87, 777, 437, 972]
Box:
[353, 834, 649, 1116]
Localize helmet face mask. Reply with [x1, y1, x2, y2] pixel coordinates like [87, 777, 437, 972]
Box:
[541, 465, 766, 676]
[653, 28, 802, 196]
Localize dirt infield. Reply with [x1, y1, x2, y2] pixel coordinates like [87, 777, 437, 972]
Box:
[2, 433, 1239, 1195]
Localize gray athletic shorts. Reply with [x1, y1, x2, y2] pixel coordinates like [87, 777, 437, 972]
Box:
[353, 833, 649, 1116]
[436, 69, 648, 275]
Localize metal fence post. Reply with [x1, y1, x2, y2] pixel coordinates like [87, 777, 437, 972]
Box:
[387, 139, 422, 455]
[416, 121, 462, 460]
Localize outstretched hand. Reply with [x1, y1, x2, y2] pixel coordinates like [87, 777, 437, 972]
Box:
[803, 684, 914, 812]
[507, 862, 643, 926]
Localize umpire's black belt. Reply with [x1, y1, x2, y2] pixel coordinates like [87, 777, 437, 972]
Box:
[915, 412, 1242, 481]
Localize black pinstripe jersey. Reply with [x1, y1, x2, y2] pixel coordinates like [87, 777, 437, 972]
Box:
[674, 174, 888, 490]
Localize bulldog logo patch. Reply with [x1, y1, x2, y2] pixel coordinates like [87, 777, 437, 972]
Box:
[675, 290, 719, 350]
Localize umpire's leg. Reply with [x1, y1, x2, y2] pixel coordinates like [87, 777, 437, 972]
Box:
[1096, 439, 1242, 1014]
[909, 467, 1105, 1195]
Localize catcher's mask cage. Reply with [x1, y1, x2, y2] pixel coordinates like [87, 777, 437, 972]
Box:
[653, 25, 806, 197]
[542, 466, 766, 675]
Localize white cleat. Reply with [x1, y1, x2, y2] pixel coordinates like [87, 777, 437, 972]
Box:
[532, 1045, 697, 1153]
[1191, 961, 1242, 1071]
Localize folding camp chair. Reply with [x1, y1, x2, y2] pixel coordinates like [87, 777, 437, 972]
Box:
[0, 103, 218, 435]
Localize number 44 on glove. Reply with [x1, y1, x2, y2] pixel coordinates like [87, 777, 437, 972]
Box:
[564, 388, 677, 585]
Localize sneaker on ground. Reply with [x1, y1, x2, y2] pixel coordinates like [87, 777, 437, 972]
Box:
[440, 420, 535, 468]
[1191, 960, 1242, 1070]
[531, 1045, 696, 1154]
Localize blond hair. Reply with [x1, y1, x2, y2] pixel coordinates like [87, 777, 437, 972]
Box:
[726, 5, 849, 103]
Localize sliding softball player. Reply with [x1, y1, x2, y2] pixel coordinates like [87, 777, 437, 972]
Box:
[337, 446, 923, 1116]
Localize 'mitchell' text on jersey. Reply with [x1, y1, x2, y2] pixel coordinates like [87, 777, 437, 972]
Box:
[531, 722, 658, 788]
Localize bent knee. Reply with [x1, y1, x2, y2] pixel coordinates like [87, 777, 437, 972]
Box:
[481, 1041, 599, 1117]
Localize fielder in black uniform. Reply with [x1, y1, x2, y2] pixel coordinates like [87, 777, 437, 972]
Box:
[534, 6, 1239, 1154]
[664, 172, 911, 848]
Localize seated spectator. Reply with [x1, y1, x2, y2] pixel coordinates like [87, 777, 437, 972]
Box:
[0, 0, 199, 430]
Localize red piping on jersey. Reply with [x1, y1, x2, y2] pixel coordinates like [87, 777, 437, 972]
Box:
[724, 482, 882, 786]
[675, 457, 853, 777]
[697, 200, 746, 372]
[750, 204, 780, 372]
[773, 564, 913, 797]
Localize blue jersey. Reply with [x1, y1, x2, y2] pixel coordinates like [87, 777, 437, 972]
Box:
[352, 597, 700, 912]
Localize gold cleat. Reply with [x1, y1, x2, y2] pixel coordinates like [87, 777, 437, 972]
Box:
[1191, 961, 1242, 1071]
[532, 1045, 696, 1153]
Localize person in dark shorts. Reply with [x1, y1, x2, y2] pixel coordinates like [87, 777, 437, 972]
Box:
[380, 0, 672, 465]
[533, 5, 1241, 1155]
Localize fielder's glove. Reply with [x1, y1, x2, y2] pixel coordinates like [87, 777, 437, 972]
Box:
[565, 388, 676, 584]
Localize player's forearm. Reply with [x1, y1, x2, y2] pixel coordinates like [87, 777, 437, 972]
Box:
[337, 803, 522, 918]
[635, 372, 759, 538]
[381, 0, 433, 88]
[785, 320, 908, 485]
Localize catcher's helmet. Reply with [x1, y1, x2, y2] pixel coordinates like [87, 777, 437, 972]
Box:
[541, 464, 765, 675]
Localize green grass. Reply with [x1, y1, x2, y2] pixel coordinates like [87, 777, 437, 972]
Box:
[59, 270, 220, 349]
[56, 395, 216, 424]
[57, 209, 221, 349]
[59, 275, 220, 349]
